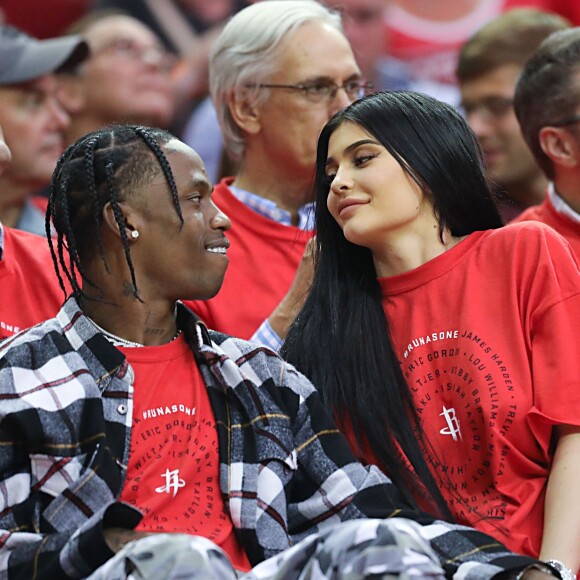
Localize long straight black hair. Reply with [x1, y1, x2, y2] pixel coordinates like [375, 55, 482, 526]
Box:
[283, 91, 503, 519]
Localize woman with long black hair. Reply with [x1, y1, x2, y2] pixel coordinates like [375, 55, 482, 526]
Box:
[283, 90, 580, 577]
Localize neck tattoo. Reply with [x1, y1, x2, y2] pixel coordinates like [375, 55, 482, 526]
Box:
[88, 318, 182, 348]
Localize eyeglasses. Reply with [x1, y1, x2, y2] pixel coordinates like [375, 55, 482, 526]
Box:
[548, 114, 580, 127]
[250, 79, 374, 103]
[460, 97, 514, 121]
[95, 37, 176, 72]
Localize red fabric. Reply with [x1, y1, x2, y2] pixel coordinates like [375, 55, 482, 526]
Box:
[0, 0, 93, 39]
[118, 335, 250, 571]
[383, 0, 573, 89]
[512, 196, 580, 261]
[30, 196, 49, 214]
[0, 226, 63, 339]
[346, 223, 580, 557]
[186, 178, 313, 338]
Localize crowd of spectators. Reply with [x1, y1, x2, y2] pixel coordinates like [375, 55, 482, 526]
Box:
[0, 0, 579, 578]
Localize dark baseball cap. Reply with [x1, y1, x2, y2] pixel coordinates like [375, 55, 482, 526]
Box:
[0, 25, 89, 85]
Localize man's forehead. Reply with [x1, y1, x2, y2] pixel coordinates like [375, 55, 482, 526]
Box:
[0, 73, 54, 96]
[162, 139, 209, 180]
[276, 22, 358, 76]
[87, 18, 158, 48]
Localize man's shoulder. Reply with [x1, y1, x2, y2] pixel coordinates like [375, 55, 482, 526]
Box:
[0, 316, 65, 359]
[205, 329, 316, 396]
[511, 200, 550, 224]
[208, 329, 281, 361]
[4, 225, 51, 253]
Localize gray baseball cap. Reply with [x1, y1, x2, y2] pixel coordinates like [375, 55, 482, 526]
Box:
[0, 25, 89, 85]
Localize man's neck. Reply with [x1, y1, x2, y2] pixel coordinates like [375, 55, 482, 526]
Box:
[500, 172, 548, 209]
[80, 263, 180, 348]
[553, 175, 580, 215]
[233, 158, 314, 225]
[83, 298, 179, 347]
[0, 176, 33, 228]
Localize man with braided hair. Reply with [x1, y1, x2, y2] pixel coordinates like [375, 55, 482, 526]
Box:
[0, 125, 553, 579]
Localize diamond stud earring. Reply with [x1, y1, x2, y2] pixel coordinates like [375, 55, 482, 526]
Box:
[131, 230, 140, 239]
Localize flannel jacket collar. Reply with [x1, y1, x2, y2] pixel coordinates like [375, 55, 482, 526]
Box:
[54, 294, 208, 387]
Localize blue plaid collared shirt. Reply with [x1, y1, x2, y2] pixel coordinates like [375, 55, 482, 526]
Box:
[229, 185, 316, 231]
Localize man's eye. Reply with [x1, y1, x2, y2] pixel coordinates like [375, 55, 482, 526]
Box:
[305, 83, 330, 96]
[22, 93, 43, 109]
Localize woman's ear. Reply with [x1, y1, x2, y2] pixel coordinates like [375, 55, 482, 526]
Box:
[102, 202, 141, 241]
[539, 126, 580, 169]
[227, 90, 262, 136]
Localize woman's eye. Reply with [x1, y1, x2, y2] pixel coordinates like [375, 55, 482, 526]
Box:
[354, 154, 375, 167]
[325, 172, 336, 184]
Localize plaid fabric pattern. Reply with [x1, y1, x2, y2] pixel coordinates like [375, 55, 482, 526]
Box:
[0, 297, 536, 578]
[229, 185, 316, 231]
[250, 319, 283, 352]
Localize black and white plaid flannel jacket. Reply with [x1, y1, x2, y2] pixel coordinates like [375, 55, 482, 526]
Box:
[0, 297, 536, 578]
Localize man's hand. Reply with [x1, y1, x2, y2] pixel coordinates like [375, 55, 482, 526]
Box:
[520, 571, 556, 579]
[104, 527, 156, 554]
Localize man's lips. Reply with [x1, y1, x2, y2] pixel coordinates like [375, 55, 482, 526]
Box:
[206, 237, 230, 254]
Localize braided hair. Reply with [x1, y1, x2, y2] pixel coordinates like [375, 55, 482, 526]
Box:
[46, 125, 182, 302]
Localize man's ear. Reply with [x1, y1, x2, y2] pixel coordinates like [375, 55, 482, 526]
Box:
[56, 74, 87, 115]
[227, 90, 262, 136]
[102, 202, 141, 241]
[539, 126, 580, 169]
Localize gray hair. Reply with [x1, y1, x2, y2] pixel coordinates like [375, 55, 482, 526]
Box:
[514, 28, 580, 180]
[209, 0, 342, 161]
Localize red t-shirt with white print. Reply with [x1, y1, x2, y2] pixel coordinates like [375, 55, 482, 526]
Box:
[118, 335, 251, 571]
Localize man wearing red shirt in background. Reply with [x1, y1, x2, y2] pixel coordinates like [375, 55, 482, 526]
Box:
[0, 28, 86, 339]
[0, 25, 88, 235]
[185, 1, 370, 349]
[513, 27, 580, 260]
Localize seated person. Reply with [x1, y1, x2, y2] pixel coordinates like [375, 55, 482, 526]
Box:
[0, 24, 88, 235]
[0, 126, 64, 340]
[0, 124, 553, 579]
[513, 27, 580, 259]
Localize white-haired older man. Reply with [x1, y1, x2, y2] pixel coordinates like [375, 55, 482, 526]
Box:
[186, 0, 370, 347]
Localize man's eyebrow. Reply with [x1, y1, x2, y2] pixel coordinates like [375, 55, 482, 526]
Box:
[189, 176, 211, 192]
[300, 72, 362, 84]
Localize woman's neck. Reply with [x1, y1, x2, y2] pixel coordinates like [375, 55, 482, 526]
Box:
[372, 228, 465, 278]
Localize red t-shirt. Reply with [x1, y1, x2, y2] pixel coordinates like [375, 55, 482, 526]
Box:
[344, 223, 580, 557]
[0, 225, 63, 340]
[384, 0, 566, 93]
[186, 178, 313, 339]
[513, 196, 580, 261]
[118, 335, 250, 571]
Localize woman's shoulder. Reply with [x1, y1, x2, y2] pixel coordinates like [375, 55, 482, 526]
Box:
[483, 221, 573, 252]
[479, 222, 579, 282]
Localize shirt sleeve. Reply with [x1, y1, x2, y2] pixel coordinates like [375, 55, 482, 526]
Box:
[524, 228, 580, 433]
[250, 319, 283, 352]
